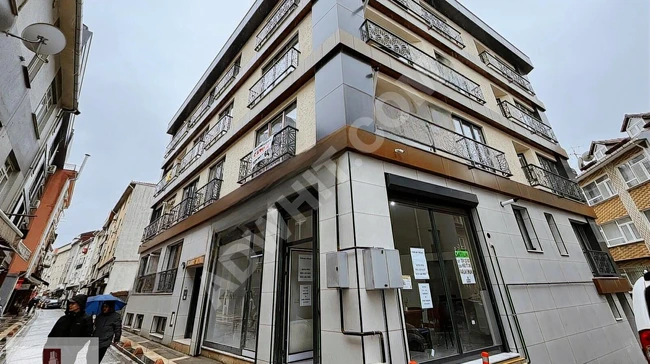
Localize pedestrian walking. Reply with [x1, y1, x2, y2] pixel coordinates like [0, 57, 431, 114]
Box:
[25, 297, 37, 316]
[89, 301, 122, 363]
[46, 294, 94, 363]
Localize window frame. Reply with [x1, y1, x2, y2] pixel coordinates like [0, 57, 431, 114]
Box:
[255, 101, 297, 146]
[134, 314, 144, 330]
[163, 242, 183, 271]
[582, 175, 616, 205]
[545, 213, 568, 256]
[644, 210, 650, 224]
[512, 206, 543, 252]
[261, 35, 299, 74]
[605, 294, 622, 321]
[617, 152, 650, 188]
[627, 118, 644, 137]
[34, 80, 57, 127]
[452, 116, 486, 143]
[124, 313, 134, 327]
[600, 217, 642, 247]
[152, 316, 167, 335]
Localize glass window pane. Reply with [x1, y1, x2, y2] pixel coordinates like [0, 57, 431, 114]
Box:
[631, 163, 649, 183]
[630, 224, 641, 240]
[621, 226, 633, 242]
[618, 165, 637, 186]
[645, 210, 650, 223]
[287, 210, 313, 242]
[583, 183, 601, 201]
[602, 222, 624, 245]
[243, 255, 263, 351]
[597, 183, 612, 199]
[285, 104, 297, 128]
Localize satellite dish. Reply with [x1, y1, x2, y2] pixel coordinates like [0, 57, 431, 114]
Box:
[20, 23, 66, 55]
[581, 151, 594, 163]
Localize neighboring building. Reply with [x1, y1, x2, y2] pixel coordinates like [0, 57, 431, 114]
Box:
[0, 0, 91, 312]
[577, 113, 650, 285]
[43, 242, 73, 298]
[63, 231, 98, 295]
[88, 182, 156, 295]
[127, 1, 641, 364]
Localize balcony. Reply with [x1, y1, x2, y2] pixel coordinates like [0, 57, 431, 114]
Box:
[155, 164, 179, 197]
[376, 99, 512, 177]
[211, 63, 240, 101]
[255, 0, 299, 51]
[134, 273, 155, 294]
[178, 141, 204, 173]
[248, 47, 300, 108]
[165, 123, 188, 158]
[204, 114, 232, 148]
[479, 52, 534, 95]
[156, 268, 178, 293]
[391, 0, 464, 48]
[586, 250, 617, 277]
[238, 126, 297, 184]
[143, 178, 223, 242]
[499, 101, 557, 143]
[362, 20, 484, 104]
[522, 164, 586, 202]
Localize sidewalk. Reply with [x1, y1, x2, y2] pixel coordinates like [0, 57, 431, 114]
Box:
[117, 330, 223, 364]
[0, 311, 36, 347]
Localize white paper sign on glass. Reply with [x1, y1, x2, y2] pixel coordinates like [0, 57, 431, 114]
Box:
[402, 275, 412, 290]
[455, 250, 476, 285]
[300, 285, 311, 307]
[298, 254, 312, 282]
[251, 137, 273, 166]
[418, 283, 433, 309]
[410, 248, 429, 279]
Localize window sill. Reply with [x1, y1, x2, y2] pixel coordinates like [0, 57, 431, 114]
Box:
[150, 333, 164, 340]
[608, 239, 645, 248]
[131, 292, 173, 296]
[627, 179, 650, 192]
[560, 254, 570, 257]
[589, 194, 619, 207]
[527, 249, 544, 254]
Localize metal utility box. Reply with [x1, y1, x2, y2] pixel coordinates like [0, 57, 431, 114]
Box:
[363, 248, 403, 290]
[326, 252, 350, 288]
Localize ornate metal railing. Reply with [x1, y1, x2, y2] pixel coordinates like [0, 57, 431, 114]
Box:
[167, 196, 196, 227]
[142, 213, 170, 242]
[375, 99, 511, 176]
[239, 126, 298, 183]
[249, 47, 300, 108]
[212, 64, 240, 101]
[255, 0, 299, 50]
[188, 96, 212, 128]
[204, 115, 232, 148]
[479, 52, 534, 95]
[586, 250, 618, 277]
[134, 273, 156, 294]
[499, 101, 557, 143]
[154, 164, 179, 197]
[156, 268, 178, 293]
[522, 164, 586, 202]
[178, 141, 204, 173]
[390, 0, 464, 48]
[193, 178, 223, 212]
[165, 123, 188, 157]
[362, 20, 484, 104]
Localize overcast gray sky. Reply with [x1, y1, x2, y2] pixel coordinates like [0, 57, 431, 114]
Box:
[55, 0, 650, 247]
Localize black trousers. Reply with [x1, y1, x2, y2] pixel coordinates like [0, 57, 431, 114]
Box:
[98, 346, 109, 362]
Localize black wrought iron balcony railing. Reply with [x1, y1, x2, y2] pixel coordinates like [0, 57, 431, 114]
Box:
[375, 99, 512, 177]
[479, 52, 534, 95]
[361, 20, 485, 105]
[238, 126, 297, 184]
[391, 0, 464, 48]
[156, 268, 178, 293]
[499, 101, 557, 143]
[585, 249, 618, 277]
[134, 273, 156, 294]
[178, 141, 204, 173]
[255, 0, 299, 50]
[249, 47, 300, 108]
[155, 164, 179, 197]
[204, 115, 232, 148]
[522, 164, 586, 203]
[165, 123, 188, 157]
[211, 63, 240, 102]
[143, 178, 224, 242]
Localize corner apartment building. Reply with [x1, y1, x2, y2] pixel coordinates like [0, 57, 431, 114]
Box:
[87, 182, 155, 296]
[126, 1, 642, 363]
[0, 0, 91, 312]
[577, 113, 650, 285]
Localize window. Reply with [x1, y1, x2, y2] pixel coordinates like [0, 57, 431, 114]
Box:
[594, 146, 606, 160]
[453, 117, 485, 143]
[27, 55, 47, 82]
[618, 153, 650, 188]
[152, 316, 167, 335]
[537, 155, 560, 175]
[163, 243, 182, 271]
[208, 161, 224, 181]
[262, 36, 298, 74]
[34, 80, 57, 127]
[134, 314, 144, 330]
[125, 313, 134, 327]
[434, 51, 451, 67]
[545, 213, 568, 256]
[627, 118, 645, 137]
[600, 217, 641, 246]
[255, 102, 297, 145]
[582, 175, 615, 205]
[138, 250, 161, 276]
[513, 206, 542, 252]
[606, 294, 622, 320]
[644, 210, 650, 224]
[517, 153, 528, 168]
[0, 166, 8, 195]
[218, 103, 234, 120]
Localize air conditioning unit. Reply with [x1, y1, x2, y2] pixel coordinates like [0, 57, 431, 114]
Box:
[46, 165, 57, 175]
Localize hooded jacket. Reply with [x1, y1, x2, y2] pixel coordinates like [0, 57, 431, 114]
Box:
[92, 303, 122, 348]
[48, 294, 93, 338]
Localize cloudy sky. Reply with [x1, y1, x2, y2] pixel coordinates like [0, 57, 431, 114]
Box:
[55, 0, 649, 246]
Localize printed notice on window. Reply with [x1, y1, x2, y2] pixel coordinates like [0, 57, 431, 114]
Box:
[418, 283, 433, 309]
[402, 275, 412, 290]
[300, 285, 311, 307]
[410, 248, 429, 279]
[298, 254, 312, 282]
[455, 250, 476, 285]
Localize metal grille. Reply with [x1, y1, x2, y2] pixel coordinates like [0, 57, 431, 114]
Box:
[499, 101, 556, 143]
[390, 0, 464, 48]
[586, 250, 618, 277]
[178, 141, 204, 173]
[523, 164, 586, 202]
[135, 273, 155, 293]
[248, 47, 300, 108]
[621, 266, 650, 285]
[375, 99, 511, 176]
[156, 268, 178, 293]
[211, 64, 240, 102]
[362, 20, 484, 104]
[238, 126, 298, 184]
[480, 51, 534, 95]
[192, 178, 223, 212]
[255, 0, 299, 50]
[204, 115, 232, 148]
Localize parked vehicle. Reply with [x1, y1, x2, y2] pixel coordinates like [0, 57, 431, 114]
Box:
[633, 273, 650, 363]
[42, 297, 63, 309]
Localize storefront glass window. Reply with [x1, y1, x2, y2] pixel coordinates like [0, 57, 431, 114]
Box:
[390, 203, 499, 362]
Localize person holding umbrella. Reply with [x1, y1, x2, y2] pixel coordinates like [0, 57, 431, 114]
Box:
[85, 295, 125, 362]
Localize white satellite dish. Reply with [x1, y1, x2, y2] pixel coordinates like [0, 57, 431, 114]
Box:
[20, 23, 66, 55]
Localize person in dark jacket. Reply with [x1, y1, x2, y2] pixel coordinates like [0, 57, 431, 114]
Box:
[91, 301, 122, 362]
[47, 294, 94, 363]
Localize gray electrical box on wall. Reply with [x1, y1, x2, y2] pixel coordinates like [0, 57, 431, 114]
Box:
[363, 248, 403, 290]
[326, 252, 350, 288]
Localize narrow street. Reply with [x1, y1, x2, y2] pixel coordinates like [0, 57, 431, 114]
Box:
[4, 309, 133, 364]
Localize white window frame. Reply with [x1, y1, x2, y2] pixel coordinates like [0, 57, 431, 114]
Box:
[600, 217, 642, 247]
[594, 145, 606, 160]
[35, 83, 56, 126]
[582, 175, 616, 205]
[627, 118, 644, 137]
[617, 152, 650, 188]
[0, 166, 8, 194]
